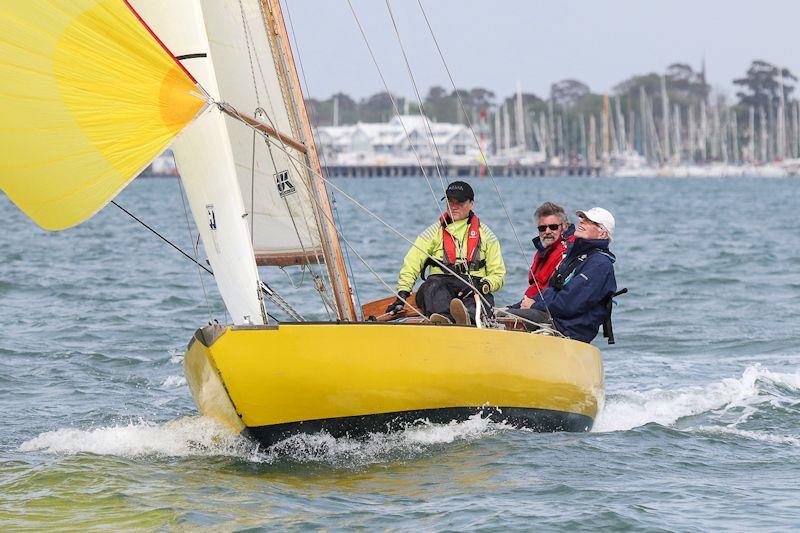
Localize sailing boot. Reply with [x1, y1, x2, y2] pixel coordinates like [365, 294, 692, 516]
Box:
[429, 313, 452, 325]
[450, 298, 470, 326]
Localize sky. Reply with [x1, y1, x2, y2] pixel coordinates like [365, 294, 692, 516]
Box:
[282, 0, 800, 102]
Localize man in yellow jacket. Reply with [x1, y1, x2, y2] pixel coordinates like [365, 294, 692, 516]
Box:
[387, 181, 506, 325]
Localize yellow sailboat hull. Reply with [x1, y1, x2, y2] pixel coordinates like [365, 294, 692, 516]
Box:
[183, 323, 604, 446]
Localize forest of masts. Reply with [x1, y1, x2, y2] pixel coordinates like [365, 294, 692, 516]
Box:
[308, 60, 799, 167]
[510, 78, 800, 166]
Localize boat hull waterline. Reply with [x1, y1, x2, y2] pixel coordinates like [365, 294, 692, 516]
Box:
[183, 323, 604, 447]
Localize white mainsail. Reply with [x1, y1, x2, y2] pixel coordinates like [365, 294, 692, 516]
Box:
[198, 0, 327, 267]
[132, 0, 356, 322]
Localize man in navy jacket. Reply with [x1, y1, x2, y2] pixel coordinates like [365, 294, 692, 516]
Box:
[512, 207, 617, 343]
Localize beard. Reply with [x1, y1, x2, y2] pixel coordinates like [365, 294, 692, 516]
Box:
[540, 234, 558, 247]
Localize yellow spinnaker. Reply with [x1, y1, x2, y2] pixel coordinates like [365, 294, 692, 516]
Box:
[0, 0, 205, 230]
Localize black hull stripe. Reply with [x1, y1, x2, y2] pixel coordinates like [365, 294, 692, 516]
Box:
[245, 406, 593, 447]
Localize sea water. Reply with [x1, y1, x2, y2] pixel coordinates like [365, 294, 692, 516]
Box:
[1, 176, 798, 529]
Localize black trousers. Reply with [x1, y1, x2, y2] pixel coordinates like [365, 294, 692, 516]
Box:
[416, 274, 495, 322]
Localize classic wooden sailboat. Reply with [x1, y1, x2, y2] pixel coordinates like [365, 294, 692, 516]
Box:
[0, 0, 603, 447]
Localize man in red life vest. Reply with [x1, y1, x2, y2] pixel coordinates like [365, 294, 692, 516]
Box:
[386, 181, 506, 325]
[519, 201, 574, 308]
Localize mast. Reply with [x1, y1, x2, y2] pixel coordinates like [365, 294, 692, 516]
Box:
[639, 86, 649, 161]
[778, 70, 786, 160]
[673, 104, 682, 162]
[748, 106, 755, 162]
[515, 81, 526, 149]
[494, 106, 501, 155]
[688, 105, 696, 162]
[579, 113, 587, 164]
[759, 106, 767, 162]
[539, 113, 549, 159]
[660, 75, 670, 161]
[700, 100, 708, 161]
[263, 0, 357, 321]
[794, 102, 800, 158]
[502, 103, 511, 151]
[601, 93, 610, 160]
[615, 95, 627, 153]
[333, 95, 339, 127]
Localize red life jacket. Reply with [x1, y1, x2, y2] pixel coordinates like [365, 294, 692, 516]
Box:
[440, 211, 483, 272]
[524, 235, 573, 299]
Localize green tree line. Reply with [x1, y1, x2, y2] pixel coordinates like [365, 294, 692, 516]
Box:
[307, 59, 794, 128]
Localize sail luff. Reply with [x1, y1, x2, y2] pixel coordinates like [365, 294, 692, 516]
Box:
[263, 0, 357, 321]
[123, 0, 199, 85]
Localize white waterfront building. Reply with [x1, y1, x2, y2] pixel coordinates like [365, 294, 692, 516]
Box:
[316, 115, 487, 166]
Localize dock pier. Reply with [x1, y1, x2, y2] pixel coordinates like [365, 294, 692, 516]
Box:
[323, 164, 602, 178]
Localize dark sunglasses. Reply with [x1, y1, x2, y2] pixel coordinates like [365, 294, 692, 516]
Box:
[537, 224, 561, 232]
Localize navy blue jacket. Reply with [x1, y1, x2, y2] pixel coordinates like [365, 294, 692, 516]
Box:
[533, 238, 616, 343]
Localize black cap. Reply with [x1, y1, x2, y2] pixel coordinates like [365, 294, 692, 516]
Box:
[441, 181, 474, 202]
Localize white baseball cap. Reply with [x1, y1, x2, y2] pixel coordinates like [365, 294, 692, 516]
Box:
[576, 207, 615, 240]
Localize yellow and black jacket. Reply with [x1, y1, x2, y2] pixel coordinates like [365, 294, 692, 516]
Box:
[396, 213, 506, 294]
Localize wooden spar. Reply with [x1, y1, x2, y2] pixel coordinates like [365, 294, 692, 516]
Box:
[217, 103, 307, 154]
[262, 0, 358, 322]
[255, 249, 323, 267]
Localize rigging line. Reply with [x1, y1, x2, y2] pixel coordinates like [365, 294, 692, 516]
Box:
[385, 0, 484, 300]
[492, 308, 564, 337]
[259, 280, 305, 321]
[238, 0, 262, 106]
[368, 1, 481, 307]
[290, 162, 429, 322]
[415, 0, 531, 269]
[250, 129, 256, 248]
[242, 9, 344, 315]
[222, 105, 493, 306]
[416, 0, 555, 326]
[110, 200, 281, 323]
[177, 180, 213, 323]
[237, 8, 336, 317]
[345, 0, 443, 219]
[330, 192, 363, 313]
[283, 0, 363, 315]
[260, 116, 337, 318]
[384, 0, 449, 197]
[111, 200, 212, 276]
[278, 264, 306, 289]
[220, 107, 494, 310]
[229, 94, 335, 314]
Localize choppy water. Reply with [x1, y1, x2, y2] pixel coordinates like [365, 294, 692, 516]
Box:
[1, 176, 799, 529]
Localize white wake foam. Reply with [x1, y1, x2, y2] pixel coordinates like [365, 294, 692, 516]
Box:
[20, 417, 258, 459]
[22, 365, 797, 461]
[19, 413, 508, 464]
[161, 375, 186, 388]
[691, 426, 800, 446]
[594, 364, 800, 433]
[266, 413, 510, 465]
